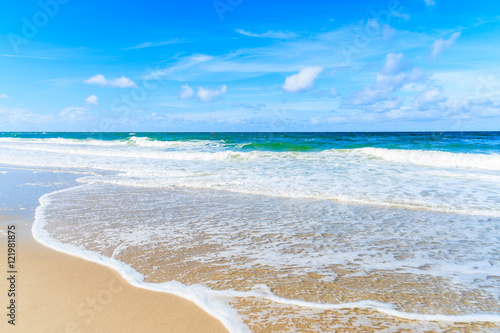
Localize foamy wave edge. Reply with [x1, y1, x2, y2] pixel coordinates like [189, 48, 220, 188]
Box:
[357, 147, 500, 171]
[0, 137, 126, 146]
[0, 136, 222, 149]
[32, 186, 249, 333]
[32, 187, 500, 333]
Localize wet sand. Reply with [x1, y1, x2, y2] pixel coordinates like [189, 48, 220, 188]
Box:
[0, 215, 228, 333]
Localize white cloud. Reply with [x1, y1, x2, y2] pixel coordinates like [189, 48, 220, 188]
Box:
[330, 88, 339, 96]
[146, 23, 437, 83]
[143, 14, 492, 97]
[283, 67, 323, 93]
[424, 0, 435, 6]
[0, 94, 8, 99]
[401, 82, 428, 92]
[364, 19, 397, 42]
[232, 101, 266, 110]
[379, 53, 408, 76]
[419, 88, 443, 102]
[372, 98, 402, 112]
[197, 85, 227, 102]
[84, 74, 107, 86]
[85, 94, 98, 105]
[350, 53, 426, 107]
[179, 84, 194, 99]
[0, 54, 60, 60]
[343, 52, 462, 120]
[0, 106, 42, 123]
[0, 105, 86, 124]
[124, 39, 184, 50]
[391, 12, 410, 21]
[429, 32, 461, 60]
[310, 115, 347, 125]
[415, 87, 446, 110]
[84, 74, 137, 88]
[235, 29, 297, 39]
[382, 25, 396, 41]
[148, 54, 214, 80]
[111, 76, 137, 88]
[59, 106, 87, 120]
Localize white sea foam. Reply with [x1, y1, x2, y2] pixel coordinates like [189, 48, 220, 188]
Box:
[0, 136, 223, 150]
[223, 292, 500, 324]
[0, 138, 499, 217]
[128, 136, 222, 149]
[0, 137, 126, 147]
[357, 147, 500, 171]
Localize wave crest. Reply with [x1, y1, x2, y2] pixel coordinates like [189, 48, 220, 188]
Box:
[357, 148, 500, 171]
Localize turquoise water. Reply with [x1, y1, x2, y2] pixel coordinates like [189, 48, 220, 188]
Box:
[1, 131, 499, 154]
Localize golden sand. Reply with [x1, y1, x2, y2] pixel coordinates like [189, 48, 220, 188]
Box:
[0, 216, 228, 333]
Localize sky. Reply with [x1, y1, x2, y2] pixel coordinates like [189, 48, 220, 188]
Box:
[0, 0, 499, 132]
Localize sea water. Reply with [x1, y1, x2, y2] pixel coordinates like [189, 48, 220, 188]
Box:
[0, 132, 499, 332]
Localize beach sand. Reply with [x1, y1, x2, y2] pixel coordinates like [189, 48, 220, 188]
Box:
[0, 215, 228, 333]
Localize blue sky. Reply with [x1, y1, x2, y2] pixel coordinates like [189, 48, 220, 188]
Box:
[1, 0, 499, 131]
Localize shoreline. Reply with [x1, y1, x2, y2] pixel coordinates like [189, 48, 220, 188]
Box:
[0, 167, 229, 333]
[0, 213, 228, 333]
[32, 187, 245, 332]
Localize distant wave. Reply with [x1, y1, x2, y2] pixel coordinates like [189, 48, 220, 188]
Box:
[0, 135, 224, 150]
[239, 141, 317, 152]
[128, 136, 221, 149]
[2, 137, 500, 171]
[0, 136, 225, 150]
[356, 147, 500, 171]
[2, 137, 500, 170]
[0, 137, 126, 146]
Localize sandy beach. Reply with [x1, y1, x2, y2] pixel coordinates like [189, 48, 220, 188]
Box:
[0, 214, 228, 333]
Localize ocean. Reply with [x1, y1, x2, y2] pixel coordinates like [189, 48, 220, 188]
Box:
[0, 131, 499, 332]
